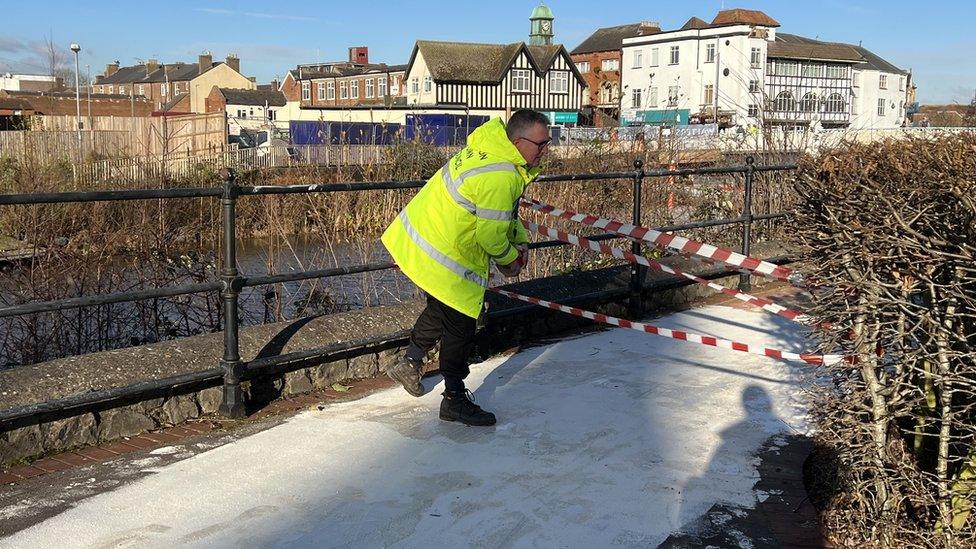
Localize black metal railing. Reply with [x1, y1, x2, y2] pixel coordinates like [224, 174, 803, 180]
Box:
[0, 156, 796, 429]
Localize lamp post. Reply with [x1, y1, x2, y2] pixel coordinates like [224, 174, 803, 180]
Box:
[85, 64, 92, 140]
[70, 43, 82, 157]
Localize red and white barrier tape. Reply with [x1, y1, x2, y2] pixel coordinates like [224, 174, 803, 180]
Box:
[523, 221, 811, 325]
[489, 287, 844, 366]
[521, 197, 804, 287]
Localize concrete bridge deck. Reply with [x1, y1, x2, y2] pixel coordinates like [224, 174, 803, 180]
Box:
[0, 303, 828, 548]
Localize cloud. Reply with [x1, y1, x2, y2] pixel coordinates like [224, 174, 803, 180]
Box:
[194, 7, 319, 22]
[0, 36, 28, 53]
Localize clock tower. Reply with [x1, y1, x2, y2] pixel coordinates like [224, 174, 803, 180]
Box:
[529, 3, 554, 46]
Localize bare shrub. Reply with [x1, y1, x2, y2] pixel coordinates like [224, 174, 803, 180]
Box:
[791, 134, 976, 547]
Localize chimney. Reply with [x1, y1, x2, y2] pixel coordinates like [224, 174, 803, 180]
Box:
[638, 21, 661, 36]
[271, 78, 280, 90]
[198, 51, 213, 74]
[348, 46, 369, 65]
[225, 54, 240, 73]
[146, 58, 160, 74]
[105, 61, 119, 77]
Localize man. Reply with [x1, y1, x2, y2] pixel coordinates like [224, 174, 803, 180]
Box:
[381, 109, 551, 426]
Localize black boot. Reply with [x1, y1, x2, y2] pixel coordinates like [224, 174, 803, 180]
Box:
[439, 390, 496, 426]
[386, 356, 424, 397]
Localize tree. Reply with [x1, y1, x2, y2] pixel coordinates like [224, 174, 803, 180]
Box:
[43, 32, 70, 89]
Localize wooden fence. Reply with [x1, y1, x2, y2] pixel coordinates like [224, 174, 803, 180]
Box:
[0, 113, 227, 163]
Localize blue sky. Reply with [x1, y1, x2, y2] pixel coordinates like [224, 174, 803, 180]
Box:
[1, 0, 973, 104]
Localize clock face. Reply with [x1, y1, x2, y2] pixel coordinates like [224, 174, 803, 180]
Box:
[540, 20, 551, 32]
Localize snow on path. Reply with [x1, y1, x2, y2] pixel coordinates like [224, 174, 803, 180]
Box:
[0, 305, 817, 548]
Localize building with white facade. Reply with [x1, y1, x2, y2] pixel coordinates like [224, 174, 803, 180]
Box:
[0, 73, 61, 93]
[403, 39, 585, 125]
[619, 9, 910, 129]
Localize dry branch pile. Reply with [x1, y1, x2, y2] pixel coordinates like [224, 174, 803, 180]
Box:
[792, 135, 976, 547]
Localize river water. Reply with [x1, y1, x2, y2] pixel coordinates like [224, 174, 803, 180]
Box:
[0, 236, 418, 369]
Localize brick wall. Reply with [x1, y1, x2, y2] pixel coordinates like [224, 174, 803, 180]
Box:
[302, 73, 405, 108]
[204, 87, 227, 113]
[572, 51, 623, 107]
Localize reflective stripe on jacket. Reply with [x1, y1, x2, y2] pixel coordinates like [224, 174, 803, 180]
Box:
[381, 118, 541, 318]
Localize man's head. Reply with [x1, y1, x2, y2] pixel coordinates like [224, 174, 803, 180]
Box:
[506, 109, 551, 168]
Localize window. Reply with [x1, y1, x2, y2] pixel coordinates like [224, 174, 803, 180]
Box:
[119, 85, 126, 95]
[669, 45, 679, 65]
[750, 47, 762, 68]
[159, 85, 165, 97]
[749, 80, 760, 93]
[137, 84, 145, 96]
[366, 78, 374, 98]
[423, 76, 432, 92]
[879, 74, 887, 89]
[268, 109, 276, 121]
[852, 97, 858, 115]
[549, 70, 569, 93]
[853, 72, 860, 87]
[410, 77, 419, 94]
[600, 83, 616, 104]
[631, 88, 641, 109]
[327, 81, 335, 100]
[391, 78, 400, 95]
[650, 48, 659, 67]
[577, 61, 590, 73]
[773, 61, 798, 77]
[800, 92, 818, 112]
[512, 69, 531, 92]
[775, 91, 796, 111]
[633, 50, 643, 68]
[648, 87, 658, 107]
[317, 82, 325, 100]
[801, 64, 823, 78]
[705, 43, 715, 63]
[350, 80, 359, 98]
[667, 85, 678, 107]
[378, 77, 387, 97]
[825, 93, 846, 113]
[877, 98, 885, 116]
[748, 104, 759, 117]
[601, 59, 618, 71]
[340, 81, 348, 99]
[826, 65, 847, 79]
[108, 85, 114, 95]
[237, 109, 246, 119]
[249, 107, 254, 117]
[301, 81, 310, 101]
[899, 77, 905, 91]
[703, 84, 714, 105]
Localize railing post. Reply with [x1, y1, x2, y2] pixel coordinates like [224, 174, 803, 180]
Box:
[739, 156, 755, 293]
[629, 159, 645, 319]
[218, 167, 245, 418]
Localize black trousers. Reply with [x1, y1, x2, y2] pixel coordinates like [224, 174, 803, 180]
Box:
[405, 293, 477, 391]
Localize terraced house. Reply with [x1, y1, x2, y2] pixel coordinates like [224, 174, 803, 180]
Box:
[280, 47, 407, 109]
[92, 52, 254, 113]
[618, 8, 911, 129]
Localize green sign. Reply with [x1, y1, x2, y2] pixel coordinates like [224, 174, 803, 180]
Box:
[553, 112, 578, 124]
[544, 111, 579, 124]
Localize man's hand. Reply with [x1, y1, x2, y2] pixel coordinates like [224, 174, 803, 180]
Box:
[497, 258, 523, 278]
[516, 244, 529, 269]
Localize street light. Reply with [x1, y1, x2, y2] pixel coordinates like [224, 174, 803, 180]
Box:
[69, 43, 82, 155]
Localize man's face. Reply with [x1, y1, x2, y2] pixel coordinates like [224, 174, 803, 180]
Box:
[512, 123, 551, 169]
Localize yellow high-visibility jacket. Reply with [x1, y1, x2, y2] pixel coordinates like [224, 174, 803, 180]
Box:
[381, 118, 541, 318]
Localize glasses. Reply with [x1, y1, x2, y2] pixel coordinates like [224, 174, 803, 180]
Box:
[519, 136, 551, 150]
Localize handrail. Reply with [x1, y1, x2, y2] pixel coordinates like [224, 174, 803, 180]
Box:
[0, 157, 797, 426]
